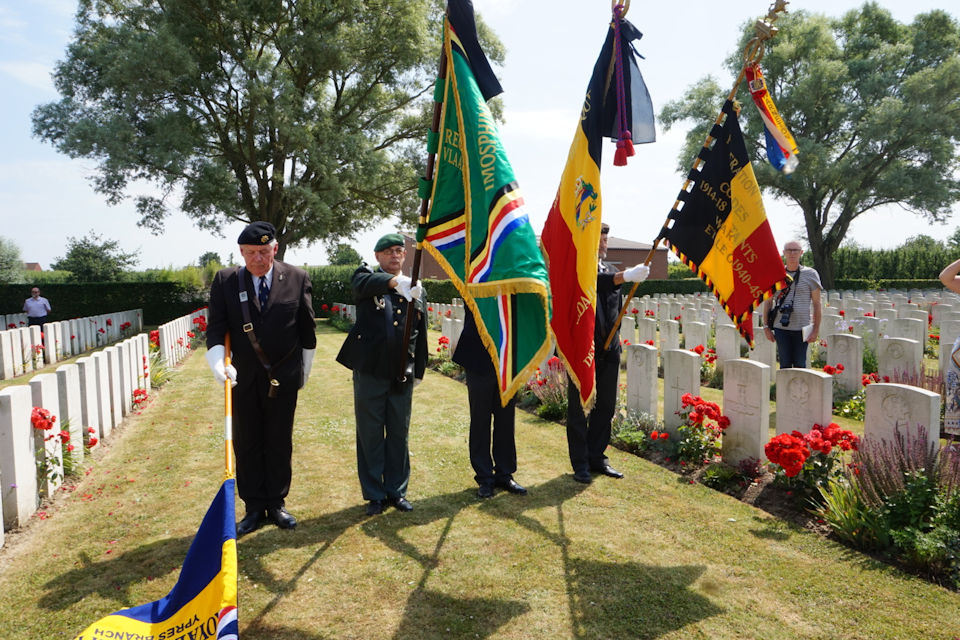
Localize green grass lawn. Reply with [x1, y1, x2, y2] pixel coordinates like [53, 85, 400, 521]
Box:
[0, 323, 958, 639]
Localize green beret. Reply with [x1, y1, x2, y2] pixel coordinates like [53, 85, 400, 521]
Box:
[238, 221, 276, 245]
[374, 233, 404, 252]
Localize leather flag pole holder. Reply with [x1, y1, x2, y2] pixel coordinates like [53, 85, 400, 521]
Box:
[237, 268, 295, 398]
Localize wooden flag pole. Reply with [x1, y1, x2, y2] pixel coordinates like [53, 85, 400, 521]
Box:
[223, 333, 234, 478]
[397, 34, 449, 384]
[602, 1, 789, 351]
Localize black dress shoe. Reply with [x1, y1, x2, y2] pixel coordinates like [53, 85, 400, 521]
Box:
[477, 485, 494, 499]
[236, 510, 265, 537]
[390, 496, 413, 512]
[495, 478, 528, 495]
[573, 470, 593, 484]
[594, 464, 624, 479]
[267, 506, 297, 529]
[366, 500, 384, 516]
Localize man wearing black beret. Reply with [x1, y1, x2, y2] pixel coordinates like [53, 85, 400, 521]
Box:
[337, 233, 427, 516]
[206, 221, 317, 535]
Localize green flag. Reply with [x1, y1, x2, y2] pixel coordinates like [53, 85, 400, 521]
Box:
[419, 1, 551, 405]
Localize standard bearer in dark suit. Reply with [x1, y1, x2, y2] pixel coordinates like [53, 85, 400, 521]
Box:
[567, 223, 649, 484]
[452, 308, 527, 499]
[336, 233, 427, 516]
[205, 221, 317, 535]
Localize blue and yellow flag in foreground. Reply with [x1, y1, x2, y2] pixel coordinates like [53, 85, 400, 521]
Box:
[74, 479, 238, 640]
[420, 0, 551, 405]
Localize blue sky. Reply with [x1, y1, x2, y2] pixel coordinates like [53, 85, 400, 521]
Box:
[0, 0, 955, 270]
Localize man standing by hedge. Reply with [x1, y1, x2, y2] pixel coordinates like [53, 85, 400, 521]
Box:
[23, 287, 51, 327]
[205, 221, 317, 536]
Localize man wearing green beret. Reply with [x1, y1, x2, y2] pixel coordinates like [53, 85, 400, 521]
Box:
[337, 233, 428, 515]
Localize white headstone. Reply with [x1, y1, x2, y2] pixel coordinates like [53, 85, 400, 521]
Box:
[55, 364, 84, 469]
[826, 333, 863, 394]
[29, 373, 63, 497]
[625, 344, 658, 418]
[636, 317, 657, 346]
[75, 356, 100, 447]
[683, 321, 709, 352]
[0, 331, 13, 380]
[105, 347, 123, 428]
[660, 319, 680, 351]
[721, 359, 771, 466]
[877, 337, 921, 383]
[0, 385, 38, 529]
[714, 324, 740, 371]
[663, 349, 700, 434]
[92, 351, 114, 436]
[775, 368, 833, 435]
[19, 327, 33, 374]
[29, 326, 43, 370]
[864, 383, 940, 451]
[747, 336, 777, 370]
[117, 341, 133, 416]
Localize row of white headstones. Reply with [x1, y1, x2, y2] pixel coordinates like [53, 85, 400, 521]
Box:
[0, 308, 206, 548]
[334, 288, 952, 466]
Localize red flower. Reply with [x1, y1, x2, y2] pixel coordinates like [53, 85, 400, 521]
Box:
[6, 323, 14, 329]
[644, 339, 654, 346]
[650, 430, 659, 439]
[332, 305, 340, 313]
[59, 430, 70, 442]
[823, 365, 836, 375]
[87, 437, 99, 448]
[321, 303, 329, 311]
[631, 308, 639, 314]
[67, 444, 75, 452]
[659, 432, 669, 440]
[838, 310, 845, 317]
[186, 330, 195, 338]
[622, 339, 631, 346]
[106, 319, 113, 327]
[644, 310, 654, 317]
[882, 375, 890, 382]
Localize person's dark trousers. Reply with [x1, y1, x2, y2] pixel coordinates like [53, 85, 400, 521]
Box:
[773, 328, 809, 368]
[27, 317, 45, 327]
[465, 366, 517, 488]
[353, 371, 412, 502]
[232, 378, 297, 513]
[566, 349, 620, 473]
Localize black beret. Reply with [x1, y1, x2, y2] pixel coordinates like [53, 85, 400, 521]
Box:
[237, 221, 276, 245]
[374, 233, 404, 252]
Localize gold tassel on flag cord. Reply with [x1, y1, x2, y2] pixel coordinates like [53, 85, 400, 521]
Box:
[602, 0, 790, 351]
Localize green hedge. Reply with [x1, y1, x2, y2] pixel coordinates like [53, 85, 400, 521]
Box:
[1, 283, 207, 326]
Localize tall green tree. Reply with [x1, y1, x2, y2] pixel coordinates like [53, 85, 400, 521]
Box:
[197, 251, 222, 268]
[32, 0, 504, 259]
[659, 4, 960, 288]
[51, 232, 139, 282]
[328, 242, 362, 266]
[0, 237, 24, 285]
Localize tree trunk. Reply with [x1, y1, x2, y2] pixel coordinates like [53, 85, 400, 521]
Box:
[804, 205, 835, 289]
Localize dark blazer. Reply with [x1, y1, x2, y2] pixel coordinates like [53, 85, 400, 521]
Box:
[206, 261, 317, 393]
[595, 261, 622, 357]
[336, 264, 428, 380]
[452, 307, 493, 375]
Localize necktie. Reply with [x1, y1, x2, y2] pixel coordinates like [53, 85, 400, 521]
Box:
[258, 277, 269, 308]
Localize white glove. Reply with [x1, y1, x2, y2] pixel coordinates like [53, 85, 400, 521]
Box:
[302, 348, 316, 384]
[623, 264, 650, 283]
[410, 283, 424, 301]
[394, 274, 413, 301]
[205, 345, 237, 387]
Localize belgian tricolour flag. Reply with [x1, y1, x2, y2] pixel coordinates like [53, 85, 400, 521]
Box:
[419, 0, 552, 405]
[541, 17, 654, 412]
[73, 479, 239, 640]
[657, 100, 787, 346]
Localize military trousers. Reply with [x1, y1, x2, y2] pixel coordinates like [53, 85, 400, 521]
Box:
[352, 371, 412, 501]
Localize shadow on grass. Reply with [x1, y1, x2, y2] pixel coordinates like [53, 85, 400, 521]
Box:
[360, 475, 723, 639]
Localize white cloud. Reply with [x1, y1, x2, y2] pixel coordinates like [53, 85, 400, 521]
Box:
[0, 61, 55, 93]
